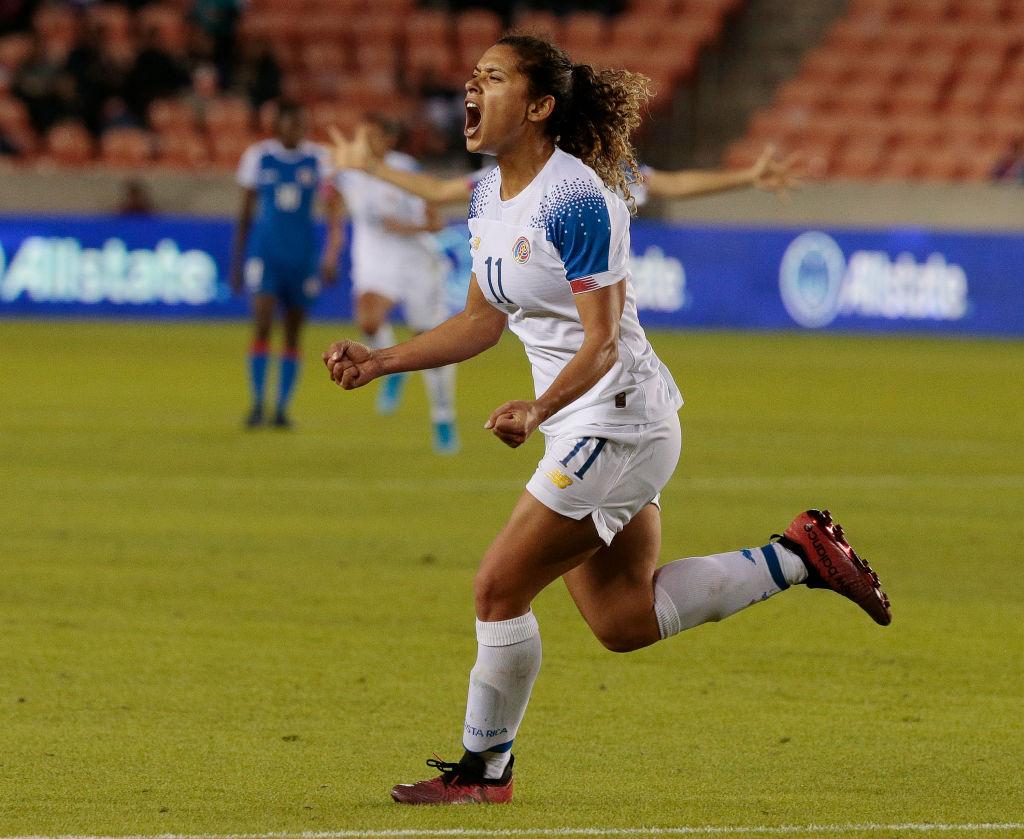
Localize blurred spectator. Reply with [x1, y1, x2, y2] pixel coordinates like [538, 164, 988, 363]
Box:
[186, 61, 218, 124]
[13, 36, 76, 131]
[0, 123, 22, 155]
[125, 24, 190, 122]
[66, 29, 136, 134]
[116, 177, 154, 214]
[0, 0, 36, 35]
[990, 141, 1024, 184]
[236, 39, 280, 109]
[190, 0, 240, 84]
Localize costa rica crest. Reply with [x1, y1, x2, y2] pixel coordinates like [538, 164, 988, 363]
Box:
[512, 235, 531, 264]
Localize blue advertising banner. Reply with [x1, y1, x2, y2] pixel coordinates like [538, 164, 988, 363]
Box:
[1, 214, 1021, 336]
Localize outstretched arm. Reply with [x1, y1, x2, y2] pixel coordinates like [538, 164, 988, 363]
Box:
[645, 145, 802, 202]
[328, 125, 471, 205]
[324, 279, 505, 388]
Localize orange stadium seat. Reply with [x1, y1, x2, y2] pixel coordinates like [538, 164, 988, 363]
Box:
[628, 0, 678, 16]
[886, 80, 943, 116]
[825, 19, 881, 53]
[943, 79, 993, 116]
[148, 98, 196, 133]
[45, 122, 94, 166]
[956, 52, 1006, 85]
[841, 80, 886, 115]
[157, 131, 209, 169]
[404, 9, 452, 45]
[100, 128, 153, 168]
[0, 33, 33, 75]
[456, 9, 503, 50]
[611, 15, 661, 50]
[562, 12, 608, 55]
[0, 95, 31, 131]
[210, 131, 257, 169]
[847, 50, 905, 86]
[136, 5, 187, 51]
[848, 0, 895, 20]
[85, 4, 133, 41]
[205, 98, 253, 133]
[903, 51, 955, 86]
[32, 3, 79, 52]
[890, 113, 942, 149]
[512, 10, 563, 41]
[404, 41, 456, 88]
[310, 101, 364, 137]
[898, 0, 953, 23]
[799, 47, 851, 85]
[878, 146, 926, 180]
[351, 16, 403, 50]
[987, 86, 1024, 118]
[832, 138, 885, 180]
[773, 78, 832, 111]
[659, 14, 722, 48]
[954, 0, 1006, 23]
[917, 22, 968, 54]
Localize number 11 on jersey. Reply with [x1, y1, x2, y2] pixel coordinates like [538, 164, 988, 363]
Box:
[484, 256, 513, 306]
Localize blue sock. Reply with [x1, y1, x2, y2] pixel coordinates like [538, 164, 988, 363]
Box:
[277, 352, 300, 413]
[249, 341, 268, 407]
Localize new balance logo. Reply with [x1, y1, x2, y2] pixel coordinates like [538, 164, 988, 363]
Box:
[545, 469, 573, 489]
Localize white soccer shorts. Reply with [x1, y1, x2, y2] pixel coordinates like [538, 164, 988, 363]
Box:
[525, 413, 682, 545]
[351, 254, 447, 332]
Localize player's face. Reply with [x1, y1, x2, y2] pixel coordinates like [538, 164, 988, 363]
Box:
[276, 112, 305, 148]
[464, 44, 537, 156]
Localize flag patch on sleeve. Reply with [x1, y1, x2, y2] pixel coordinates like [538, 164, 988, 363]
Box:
[569, 277, 599, 294]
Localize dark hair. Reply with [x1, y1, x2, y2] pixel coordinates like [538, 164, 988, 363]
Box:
[497, 34, 651, 203]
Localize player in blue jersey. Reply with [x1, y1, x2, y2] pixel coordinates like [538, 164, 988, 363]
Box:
[231, 100, 341, 429]
[326, 36, 889, 805]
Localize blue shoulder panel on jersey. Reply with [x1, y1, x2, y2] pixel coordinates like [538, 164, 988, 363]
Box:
[532, 178, 612, 281]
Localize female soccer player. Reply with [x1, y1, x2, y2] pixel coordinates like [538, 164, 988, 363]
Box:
[325, 35, 890, 805]
[232, 100, 341, 429]
[332, 114, 459, 453]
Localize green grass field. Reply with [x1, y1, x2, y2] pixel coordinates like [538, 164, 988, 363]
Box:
[2, 320, 1022, 838]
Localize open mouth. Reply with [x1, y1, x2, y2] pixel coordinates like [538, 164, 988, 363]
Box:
[464, 100, 481, 137]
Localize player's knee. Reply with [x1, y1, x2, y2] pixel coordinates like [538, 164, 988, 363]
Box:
[473, 566, 525, 621]
[592, 624, 651, 654]
[357, 313, 382, 336]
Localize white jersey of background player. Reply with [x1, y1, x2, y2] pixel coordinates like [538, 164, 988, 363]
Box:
[333, 116, 458, 454]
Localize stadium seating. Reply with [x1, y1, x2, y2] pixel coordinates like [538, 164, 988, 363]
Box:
[0, 0, 745, 170]
[726, 0, 1024, 181]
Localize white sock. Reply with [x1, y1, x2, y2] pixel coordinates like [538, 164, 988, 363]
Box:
[653, 543, 807, 639]
[462, 612, 541, 779]
[362, 322, 395, 351]
[422, 364, 456, 423]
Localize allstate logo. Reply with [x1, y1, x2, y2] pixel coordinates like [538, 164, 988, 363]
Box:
[779, 231, 847, 328]
[512, 235, 531, 264]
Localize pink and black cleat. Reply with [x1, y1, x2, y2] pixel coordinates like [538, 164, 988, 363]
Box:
[778, 509, 892, 626]
[390, 752, 514, 805]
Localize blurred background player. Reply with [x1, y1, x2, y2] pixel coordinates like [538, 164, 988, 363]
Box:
[333, 114, 459, 454]
[231, 99, 341, 429]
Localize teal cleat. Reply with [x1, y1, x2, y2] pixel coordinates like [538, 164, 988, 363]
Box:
[432, 420, 460, 455]
[376, 373, 407, 416]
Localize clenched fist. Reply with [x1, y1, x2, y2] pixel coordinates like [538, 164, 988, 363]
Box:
[484, 400, 548, 448]
[323, 340, 383, 389]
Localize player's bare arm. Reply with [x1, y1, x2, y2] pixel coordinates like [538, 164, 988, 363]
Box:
[329, 125, 471, 205]
[324, 278, 505, 388]
[319, 185, 344, 284]
[646, 144, 803, 202]
[485, 281, 624, 449]
[230, 188, 257, 293]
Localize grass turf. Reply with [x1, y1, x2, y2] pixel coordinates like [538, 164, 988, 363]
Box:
[1, 320, 1022, 837]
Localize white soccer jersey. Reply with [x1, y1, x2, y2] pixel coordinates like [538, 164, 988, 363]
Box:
[468, 148, 682, 437]
[336, 150, 437, 284]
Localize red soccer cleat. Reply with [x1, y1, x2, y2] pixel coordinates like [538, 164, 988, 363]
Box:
[390, 752, 514, 805]
[779, 509, 892, 626]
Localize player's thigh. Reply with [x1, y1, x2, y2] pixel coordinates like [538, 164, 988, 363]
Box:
[562, 502, 662, 648]
[354, 290, 395, 334]
[401, 259, 447, 332]
[475, 490, 605, 621]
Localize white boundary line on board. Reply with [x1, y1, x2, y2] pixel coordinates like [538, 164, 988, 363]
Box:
[6, 823, 1024, 839]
